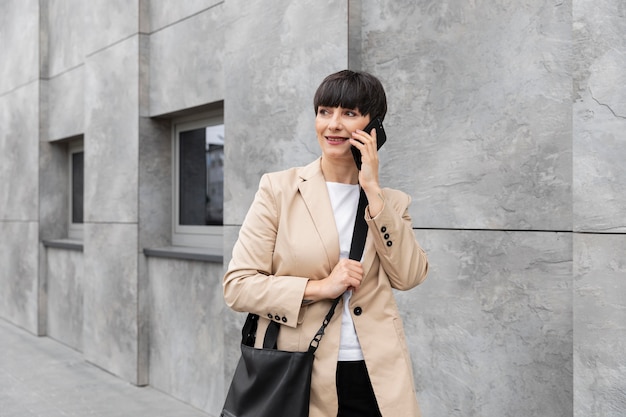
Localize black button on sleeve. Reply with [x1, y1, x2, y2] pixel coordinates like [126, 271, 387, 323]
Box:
[274, 315, 280, 321]
[381, 226, 387, 233]
[384, 233, 390, 240]
[281, 316, 287, 323]
[386, 241, 393, 247]
[267, 313, 273, 319]
[353, 307, 362, 316]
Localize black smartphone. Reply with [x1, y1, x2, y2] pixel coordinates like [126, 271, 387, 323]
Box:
[351, 117, 387, 170]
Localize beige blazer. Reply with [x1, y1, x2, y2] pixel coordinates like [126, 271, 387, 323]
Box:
[224, 158, 429, 417]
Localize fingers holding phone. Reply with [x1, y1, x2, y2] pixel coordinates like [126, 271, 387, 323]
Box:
[350, 118, 386, 190]
[350, 118, 386, 169]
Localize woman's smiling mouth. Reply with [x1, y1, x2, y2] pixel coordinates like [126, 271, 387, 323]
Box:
[326, 136, 349, 144]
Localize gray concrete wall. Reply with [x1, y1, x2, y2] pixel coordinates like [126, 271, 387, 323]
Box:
[148, 257, 225, 415]
[223, 0, 349, 222]
[46, 248, 84, 350]
[573, 0, 626, 416]
[0, 0, 41, 334]
[0, 0, 624, 416]
[351, 1, 575, 415]
[149, 1, 225, 116]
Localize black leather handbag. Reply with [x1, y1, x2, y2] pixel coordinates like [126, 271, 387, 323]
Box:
[221, 189, 368, 417]
[220, 297, 341, 417]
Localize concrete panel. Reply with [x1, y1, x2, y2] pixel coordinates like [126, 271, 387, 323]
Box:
[0, 221, 39, 333]
[82, 222, 139, 383]
[48, 66, 84, 141]
[149, 0, 223, 33]
[359, 1, 572, 231]
[223, 0, 348, 225]
[84, 37, 139, 223]
[138, 117, 172, 250]
[0, 83, 40, 221]
[47, 0, 85, 77]
[46, 247, 84, 351]
[149, 5, 225, 116]
[573, 0, 626, 233]
[574, 233, 626, 417]
[0, 0, 39, 93]
[399, 229, 572, 416]
[83, 0, 139, 55]
[39, 141, 68, 241]
[148, 257, 225, 415]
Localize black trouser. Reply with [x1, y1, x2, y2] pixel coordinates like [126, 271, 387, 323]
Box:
[336, 360, 383, 417]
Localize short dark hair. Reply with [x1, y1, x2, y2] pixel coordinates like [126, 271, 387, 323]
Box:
[313, 70, 387, 121]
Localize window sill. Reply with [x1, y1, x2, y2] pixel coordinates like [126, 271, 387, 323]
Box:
[42, 239, 84, 252]
[143, 246, 223, 263]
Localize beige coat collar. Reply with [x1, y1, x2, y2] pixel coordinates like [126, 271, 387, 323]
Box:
[297, 158, 340, 270]
[296, 158, 375, 275]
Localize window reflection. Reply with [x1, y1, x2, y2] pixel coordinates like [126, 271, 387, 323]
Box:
[71, 151, 84, 224]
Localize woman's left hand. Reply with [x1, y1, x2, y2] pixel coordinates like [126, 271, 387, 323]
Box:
[351, 127, 384, 216]
[350, 127, 380, 190]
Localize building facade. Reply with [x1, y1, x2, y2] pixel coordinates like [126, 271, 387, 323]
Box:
[0, 1, 624, 416]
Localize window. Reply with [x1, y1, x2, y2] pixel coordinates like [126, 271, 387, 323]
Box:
[172, 112, 224, 249]
[68, 140, 84, 240]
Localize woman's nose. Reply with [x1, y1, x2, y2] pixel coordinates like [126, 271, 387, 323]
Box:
[328, 113, 342, 130]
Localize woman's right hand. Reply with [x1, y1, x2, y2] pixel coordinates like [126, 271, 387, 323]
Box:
[303, 259, 364, 303]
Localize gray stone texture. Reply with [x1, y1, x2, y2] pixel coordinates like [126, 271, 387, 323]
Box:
[149, 2, 225, 116]
[0, 0, 39, 92]
[83, 0, 139, 55]
[38, 141, 70, 241]
[402, 229, 573, 416]
[223, 0, 348, 224]
[359, 1, 573, 231]
[149, 0, 223, 32]
[45, 247, 84, 351]
[0, 221, 39, 332]
[48, 67, 84, 141]
[82, 222, 140, 383]
[148, 257, 225, 415]
[0, 0, 624, 416]
[0, 83, 40, 222]
[572, 1, 626, 415]
[573, 0, 626, 233]
[574, 234, 626, 416]
[138, 117, 172, 250]
[84, 37, 139, 224]
[0, 15, 41, 333]
[46, 0, 84, 77]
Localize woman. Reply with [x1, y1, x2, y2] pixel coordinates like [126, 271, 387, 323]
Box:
[223, 70, 429, 417]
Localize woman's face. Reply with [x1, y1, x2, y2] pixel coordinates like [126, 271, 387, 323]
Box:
[315, 106, 371, 164]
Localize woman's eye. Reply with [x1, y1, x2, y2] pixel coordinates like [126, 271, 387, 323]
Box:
[345, 110, 359, 117]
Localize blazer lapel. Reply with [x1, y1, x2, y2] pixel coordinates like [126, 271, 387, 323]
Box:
[297, 158, 340, 270]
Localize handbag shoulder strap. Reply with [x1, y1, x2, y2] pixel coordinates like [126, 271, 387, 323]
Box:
[242, 313, 259, 346]
[349, 187, 369, 261]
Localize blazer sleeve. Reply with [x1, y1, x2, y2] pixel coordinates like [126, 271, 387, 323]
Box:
[223, 174, 308, 328]
[365, 188, 429, 290]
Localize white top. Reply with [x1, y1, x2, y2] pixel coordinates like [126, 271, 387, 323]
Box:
[325, 182, 364, 361]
